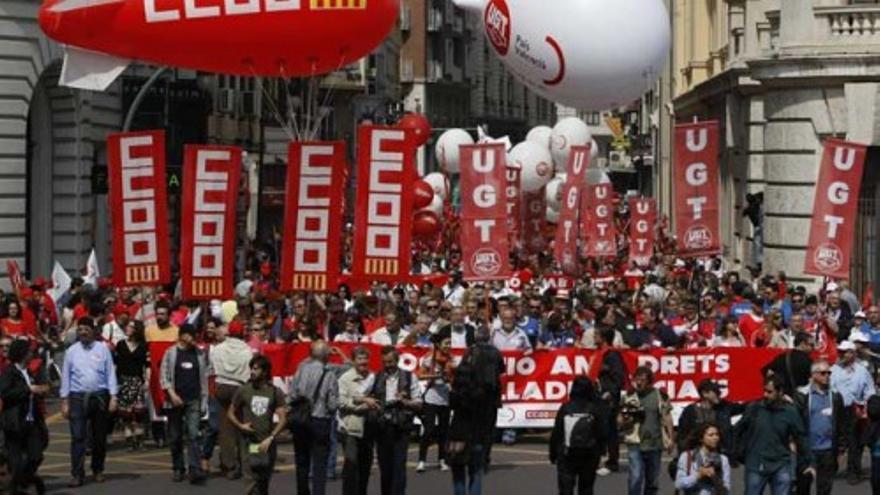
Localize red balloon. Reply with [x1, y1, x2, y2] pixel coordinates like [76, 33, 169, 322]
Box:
[412, 180, 435, 210]
[398, 113, 432, 146]
[412, 211, 441, 237]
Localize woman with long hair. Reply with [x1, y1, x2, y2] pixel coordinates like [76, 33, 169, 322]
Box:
[115, 320, 148, 450]
[0, 300, 26, 338]
[711, 317, 745, 348]
[674, 423, 731, 494]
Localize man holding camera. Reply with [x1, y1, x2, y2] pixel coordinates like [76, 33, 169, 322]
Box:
[370, 346, 422, 495]
[618, 366, 674, 495]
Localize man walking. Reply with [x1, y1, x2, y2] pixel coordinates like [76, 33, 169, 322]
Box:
[337, 346, 379, 495]
[60, 317, 118, 488]
[160, 324, 210, 484]
[831, 340, 876, 484]
[619, 366, 673, 495]
[210, 320, 252, 479]
[289, 341, 339, 495]
[794, 360, 844, 495]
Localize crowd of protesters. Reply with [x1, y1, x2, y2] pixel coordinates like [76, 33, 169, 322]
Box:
[0, 240, 877, 495]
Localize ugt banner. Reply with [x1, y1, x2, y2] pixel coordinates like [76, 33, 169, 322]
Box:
[674, 121, 721, 257]
[180, 145, 241, 300]
[553, 146, 591, 274]
[505, 165, 522, 248]
[804, 139, 868, 279]
[629, 197, 657, 266]
[107, 131, 170, 287]
[460, 144, 511, 281]
[581, 183, 617, 258]
[351, 126, 418, 282]
[522, 189, 546, 255]
[280, 142, 347, 292]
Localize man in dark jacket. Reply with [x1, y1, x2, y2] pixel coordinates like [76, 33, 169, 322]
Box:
[463, 326, 504, 468]
[550, 377, 608, 495]
[761, 332, 814, 396]
[594, 326, 626, 474]
[738, 374, 814, 494]
[793, 360, 844, 495]
[677, 379, 745, 460]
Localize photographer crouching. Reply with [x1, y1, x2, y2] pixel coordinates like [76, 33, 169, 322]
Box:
[674, 423, 731, 494]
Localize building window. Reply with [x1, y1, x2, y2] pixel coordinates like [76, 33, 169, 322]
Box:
[586, 112, 601, 126]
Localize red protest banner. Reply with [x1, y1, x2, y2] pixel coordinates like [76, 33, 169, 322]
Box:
[804, 139, 868, 279]
[351, 126, 418, 282]
[505, 165, 522, 248]
[5, 260, 24, 295]
[581, 183, 617, 258]
[522, 189, 547, 255]
[180, 145, 241, 300]
[107, 131, 171, 287]
[553, 146, 590, 274]
[629, 197, 657, 267]
[674, 121, 721, 257]
[280, 142, 347, 292]
[460, 144, 511, 281]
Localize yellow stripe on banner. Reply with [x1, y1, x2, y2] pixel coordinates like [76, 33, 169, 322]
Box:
[127, 265, 159, 285]
[292, 274, 328, 291]
[191, 279, 223, 298]
[311, 0, 366, 10]
[364, 258, 399, 276]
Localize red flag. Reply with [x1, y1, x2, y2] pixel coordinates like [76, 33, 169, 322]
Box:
[863, 283, 875, 308]
[628, 197, 657, 266]
[674, 121, 721, 257]
[5, 260, 24, 295]
[522, 189, 546, 255]
[107, 131, 171, 287]
[553, 146, 590, 274]
[581, 183, 617, 258]
[180, 145, 241, 300]
[280, 142, 347, 292]
[460, 144, 511, 281]
[804, 139, 868, 279]
[351, 126, 417, 282]
[505, 165, 522, 249]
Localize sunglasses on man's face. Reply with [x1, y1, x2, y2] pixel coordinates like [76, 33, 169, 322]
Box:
[815, 371, 831, 375]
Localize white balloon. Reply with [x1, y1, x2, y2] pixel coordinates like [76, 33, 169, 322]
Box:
[545, 177, 564, 210]
[550, 117, 592, 171]
[457, 0, 670, 111]
[508, 141, 554, 192]
[546, 206, 560, 224]
[435, 129, 474, 174]
[590, 138, 600, 160]
[422, 172, 448, 199]
[422, 194, 444, 215]
[526, 126, 552, 149]
[585, 168, 611, 185]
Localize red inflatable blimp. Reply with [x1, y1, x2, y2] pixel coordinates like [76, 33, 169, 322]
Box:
[38, 0, 400, 91]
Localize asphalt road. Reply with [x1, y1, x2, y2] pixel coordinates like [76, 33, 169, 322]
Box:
[35, 411, 875, 494]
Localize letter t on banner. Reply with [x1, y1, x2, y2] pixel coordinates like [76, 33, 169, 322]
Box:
[674, 121, 721, 257]
[460, 144, 511, 281]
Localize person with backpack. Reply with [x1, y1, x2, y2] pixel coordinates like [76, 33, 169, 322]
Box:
[370, 345, 422, 495]
[228, 355, 287, 495]
[674, 423, 731, 494]
[677, 380, 745, 463]
[549, 376, 608, 495]
[288, 341, 339, 495]
[463, 326, 504, 469]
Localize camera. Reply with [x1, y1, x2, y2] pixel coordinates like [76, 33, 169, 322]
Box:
[620, 396, 646, 423]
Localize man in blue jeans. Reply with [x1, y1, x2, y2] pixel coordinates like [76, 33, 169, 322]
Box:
[160, 324, 210, 484]
[737, 374, 815, 495]
[619, 366, 673, 495]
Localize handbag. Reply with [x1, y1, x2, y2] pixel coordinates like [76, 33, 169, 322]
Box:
[288, 369, 327, 430]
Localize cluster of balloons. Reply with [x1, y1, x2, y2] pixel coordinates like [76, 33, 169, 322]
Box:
[398, 113, 446, 239]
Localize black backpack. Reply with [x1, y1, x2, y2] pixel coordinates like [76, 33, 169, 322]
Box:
[563, 410, 598, 454]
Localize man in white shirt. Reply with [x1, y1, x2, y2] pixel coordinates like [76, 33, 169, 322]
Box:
[491, 308, 532, 352]
[365, 311, 410, 347]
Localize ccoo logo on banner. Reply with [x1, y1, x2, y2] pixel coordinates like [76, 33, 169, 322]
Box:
[674, 121, 721, 257]
[804, 140, 867, 279]
[180, 145, 241, 300]
[107, 131, 171, 287]
[460, 144, 511, 281]
[280, 142, 347, 292]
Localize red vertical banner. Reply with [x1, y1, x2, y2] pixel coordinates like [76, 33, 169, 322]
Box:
[505, 165, 522, 249]
[352, 126, 417, 282]
[460, 144, 511, 281]
[280, 142, 347, 292]
[522, 189, 546, 255]
[5, 260, 23, 295]
[581, 183, 617, 258]
[629, 197, 657, 267]
[804, 139, 868, 279]
[180, 145, 241, 300]
[107, 131, 170, 287]
[553, 146, 590, 274]
[674, 121, 721, 257]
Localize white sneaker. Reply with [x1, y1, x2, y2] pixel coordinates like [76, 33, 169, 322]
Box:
[416, 461, 426, 473]
[439, 460, 449, 472]
[596, 467, 611, 477]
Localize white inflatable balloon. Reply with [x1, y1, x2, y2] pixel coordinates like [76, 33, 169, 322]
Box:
[526, 126, 552, 149]
[435, 129, 474, 174]
[550, 117, 592, 171]
[590, 138, 600, 160]
[423, 194, 444, 215]
[546, 206, 560, 224]
[454, 0, 670, 111]
[508, 141, 554, 192]
[422, 172, 448, 199]
[545, 177, 564, 210]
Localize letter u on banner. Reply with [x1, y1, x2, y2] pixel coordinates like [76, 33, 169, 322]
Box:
[674, 121, 721, 257]
[107, 130, 171, 287]
[460, 144, 511, 281]
[180, 145, 241, 300]
[351, 126, 417, 282]
[804, 139, 867, 279]
[280, 142, 347, 292]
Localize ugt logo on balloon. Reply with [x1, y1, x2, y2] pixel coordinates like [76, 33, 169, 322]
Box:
[485, 0, 511, 56]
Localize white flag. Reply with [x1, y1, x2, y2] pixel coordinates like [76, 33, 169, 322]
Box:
[48, 261, 71, 303]
[84, 249, 100, 287]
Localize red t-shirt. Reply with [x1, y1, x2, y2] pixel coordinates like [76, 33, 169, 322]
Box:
[738, 313, 764, 345]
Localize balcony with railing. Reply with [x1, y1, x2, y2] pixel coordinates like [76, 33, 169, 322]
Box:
[810, 4, 880, 52]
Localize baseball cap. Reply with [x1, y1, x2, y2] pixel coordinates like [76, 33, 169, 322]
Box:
[837, 341, 857, 352]
[855, 311, 867, 319]
[227, 320, 245, 337]
[851, 332, 870, 344]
